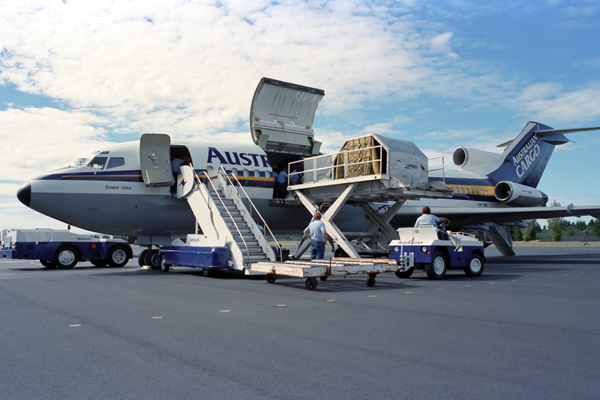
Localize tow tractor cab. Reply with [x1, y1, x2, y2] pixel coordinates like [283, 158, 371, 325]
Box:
[389, 225, 485, 279]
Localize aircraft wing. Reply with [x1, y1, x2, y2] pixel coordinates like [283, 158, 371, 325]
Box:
[433, 205, 600, 226]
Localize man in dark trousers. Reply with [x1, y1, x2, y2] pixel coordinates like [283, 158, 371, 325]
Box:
[303, 211, 328, 260]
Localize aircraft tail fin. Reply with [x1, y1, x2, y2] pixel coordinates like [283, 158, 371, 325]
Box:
[487, 121, 600, 187]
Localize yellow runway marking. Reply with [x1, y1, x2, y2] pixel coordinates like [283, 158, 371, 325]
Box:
[549, 276, 554, 278]
[326, 300, 335, 302]
[151, 316, 163, 319]
[220, 310, 231, 313]
[489, 282, 495, 284]
[69, 324, 82, 328]
[530, 278, 536, 280]
[405, 291, 413, 294]
[276, 304, 287, 307]
[436, 288, 444, 291]
[511, 280, 517, 282]
[565, 274, 570, 276]
[464, 285, 471, 287]
[369, 295, 377, 298]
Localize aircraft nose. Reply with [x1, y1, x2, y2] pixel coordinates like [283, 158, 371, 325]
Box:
[17, 182, 31, 207]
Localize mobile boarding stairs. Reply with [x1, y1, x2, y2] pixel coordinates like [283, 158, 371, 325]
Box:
[172, 165, 282, 272]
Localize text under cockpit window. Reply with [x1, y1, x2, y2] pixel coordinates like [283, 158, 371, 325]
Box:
[89, 156, 108, 169]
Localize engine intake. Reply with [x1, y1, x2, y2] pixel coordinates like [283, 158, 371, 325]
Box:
[452, 147, 503, 175]
[494, 181, 548, 207]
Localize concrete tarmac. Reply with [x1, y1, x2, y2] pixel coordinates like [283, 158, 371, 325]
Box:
[1, 246, 599, 400]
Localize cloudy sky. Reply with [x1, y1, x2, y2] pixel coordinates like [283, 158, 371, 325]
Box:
[1, 0, 600, 231]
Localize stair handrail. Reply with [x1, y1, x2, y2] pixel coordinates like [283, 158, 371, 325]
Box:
[218, 166, 282, 260]
[196, 170, 250, 267]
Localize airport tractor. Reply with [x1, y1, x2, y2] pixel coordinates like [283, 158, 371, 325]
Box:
[389, 220, 485, 279]
[0, 228, 133, 269]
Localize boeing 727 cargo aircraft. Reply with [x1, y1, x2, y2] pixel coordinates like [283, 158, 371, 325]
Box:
[16, 78, 600, 259]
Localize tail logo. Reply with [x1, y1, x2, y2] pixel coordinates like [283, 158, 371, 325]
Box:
[513, 134, 541, 178]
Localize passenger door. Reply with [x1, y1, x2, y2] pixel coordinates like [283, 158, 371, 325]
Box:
[140, 134, 174, 187]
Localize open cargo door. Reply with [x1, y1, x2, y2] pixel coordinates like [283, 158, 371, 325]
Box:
[140, 133, 175, 187]
[250, 77, 324, 156]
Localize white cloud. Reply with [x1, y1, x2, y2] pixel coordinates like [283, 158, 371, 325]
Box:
[0, 107, 111, 183]
[510, 82, 600, 123]
[0, 0, 451, 136]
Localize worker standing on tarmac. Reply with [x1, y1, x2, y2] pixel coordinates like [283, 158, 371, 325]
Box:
[303, 211, 328, 260]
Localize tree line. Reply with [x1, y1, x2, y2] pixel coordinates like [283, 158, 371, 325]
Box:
[511, 201, 600, 242]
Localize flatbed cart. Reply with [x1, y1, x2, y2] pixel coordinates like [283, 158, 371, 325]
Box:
[251, 255, 414, 290]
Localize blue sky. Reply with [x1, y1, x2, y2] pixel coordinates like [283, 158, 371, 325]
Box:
[1, 0, 599, 230]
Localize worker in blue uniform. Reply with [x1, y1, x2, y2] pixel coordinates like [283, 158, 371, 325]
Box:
[303, 211, 328, 260]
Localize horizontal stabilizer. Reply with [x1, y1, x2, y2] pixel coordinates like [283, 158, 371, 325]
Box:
[497, 125, 600, 148]
[535, 126, 600, 136]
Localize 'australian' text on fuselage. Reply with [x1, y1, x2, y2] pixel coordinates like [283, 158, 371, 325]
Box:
[206, 147, 271, 168]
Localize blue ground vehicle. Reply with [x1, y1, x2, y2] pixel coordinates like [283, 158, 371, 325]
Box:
[1, 229, 132, 269]
[389, 223, 485, 280]
[158, 236, 230, 275]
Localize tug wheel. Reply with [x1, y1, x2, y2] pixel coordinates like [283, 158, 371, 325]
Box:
[54, 246, 79, 269]
[266, 273, 276, 283]
[464, 253, 484, 277]
[305, 277, 318, 290]
[425, 251, 447, 280]
[108, 245, 129, 268]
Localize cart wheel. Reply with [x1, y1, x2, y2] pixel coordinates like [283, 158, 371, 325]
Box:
[366, 274, 376, 287]
[305, 277, 318, 290]
[266, 273, 277, 283]
[319, 276, 328, 281]
[160, 255, 171, 273]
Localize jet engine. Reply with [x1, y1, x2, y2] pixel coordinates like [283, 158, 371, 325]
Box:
[452, 147, 504, 175]
[493, 181, 548, 207]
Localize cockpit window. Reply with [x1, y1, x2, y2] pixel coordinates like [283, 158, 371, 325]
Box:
[68, 151, 102, 168]
[89, 156, 108, 169]
[106, 157, 125, 169]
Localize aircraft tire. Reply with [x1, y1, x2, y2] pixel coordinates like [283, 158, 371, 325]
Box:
[145, 249, 161, 270]
[54, 246, 79, 269]
[108, 245, 129, 268]
[138, 250, 148, 267]
[394, 267, 414, 279]
[425, 251, 447, 280]
[40, 260, 56, 269]
[464, 253, 484, 277]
